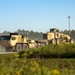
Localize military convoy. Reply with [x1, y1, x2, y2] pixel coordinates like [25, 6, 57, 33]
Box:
[0, 28, 74, 51]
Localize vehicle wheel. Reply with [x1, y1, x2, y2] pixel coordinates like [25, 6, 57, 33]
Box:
[51, 39, 56, 44]
[23, 44, 29, 50]
[70, 39, 74, 44]
[56, 39, 60, 44]
[15, 43, 22, 51]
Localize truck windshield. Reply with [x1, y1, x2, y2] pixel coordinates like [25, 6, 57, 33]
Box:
[0, 36, 11, 40]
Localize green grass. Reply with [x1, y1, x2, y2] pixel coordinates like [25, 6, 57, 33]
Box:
[0, 44, 75, 75]
[0, 56, 75, 75]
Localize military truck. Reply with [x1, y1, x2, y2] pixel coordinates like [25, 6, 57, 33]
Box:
[43, 28, 74, 44]
[0, 33, 37, 51]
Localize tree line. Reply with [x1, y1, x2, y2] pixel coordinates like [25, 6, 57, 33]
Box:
[0, 29, 43, 40]
[63, 30, 75, 40]
[0, 29, 75, 40]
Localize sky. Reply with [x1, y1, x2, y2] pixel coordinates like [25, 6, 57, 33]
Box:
[0, 0, 75, 33]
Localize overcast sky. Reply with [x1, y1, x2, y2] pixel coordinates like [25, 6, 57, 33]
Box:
[0, 0, 75, 32]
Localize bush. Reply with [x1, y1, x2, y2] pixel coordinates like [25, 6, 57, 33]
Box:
[18, 44, 75, 58]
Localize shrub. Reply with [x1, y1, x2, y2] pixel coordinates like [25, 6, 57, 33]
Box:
[18, 44, 75, 58]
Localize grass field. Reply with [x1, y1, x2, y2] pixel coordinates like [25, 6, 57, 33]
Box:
[0, 44, 75, 75]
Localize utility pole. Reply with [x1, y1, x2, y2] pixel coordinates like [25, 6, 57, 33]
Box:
[68, 16, 71, 35]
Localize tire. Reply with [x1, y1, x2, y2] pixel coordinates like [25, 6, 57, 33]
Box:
[23, 44, 29, 50]
[56, 39, 60, 44]
[15, 43, 22, 51]
[51, 39, 56, 44]
[70, 39, 74, 44]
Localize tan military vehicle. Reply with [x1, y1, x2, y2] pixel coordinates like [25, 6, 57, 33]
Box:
[0, 28, 74, 51]
[43, 28, 74, 44]
[0, 33, 36, 51]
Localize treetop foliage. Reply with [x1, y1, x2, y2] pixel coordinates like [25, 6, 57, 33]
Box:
[0, 29, 75, 40]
